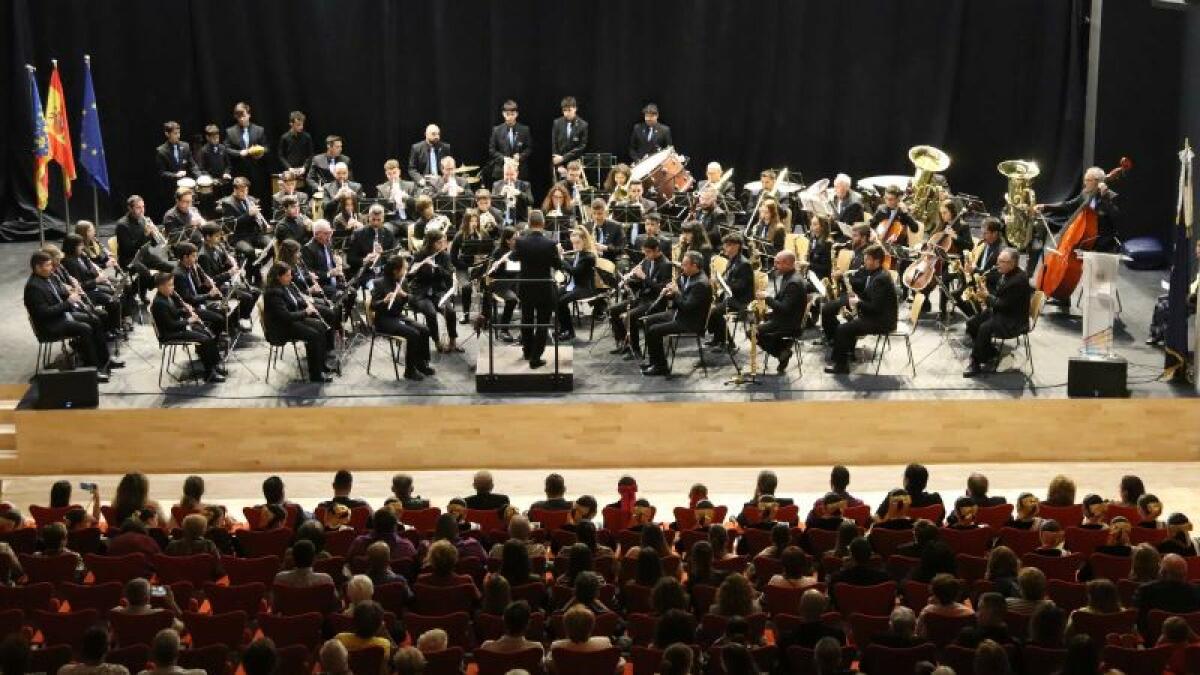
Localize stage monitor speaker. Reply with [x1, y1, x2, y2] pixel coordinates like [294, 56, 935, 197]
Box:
[1067, 356, 1129, 398]
[33, 368, 99, 410]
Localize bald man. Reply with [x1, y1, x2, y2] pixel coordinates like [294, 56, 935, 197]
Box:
[757, 250, 810, 374]
[408, 124, 454, 186]
[465, 470, 510, 510]
[1132, 553, 1200, 640]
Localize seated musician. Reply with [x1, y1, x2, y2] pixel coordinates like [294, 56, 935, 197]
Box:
[807, 216, 834, 286]
[150, 273, 224, 383]
[749, 199, 787, 253]
[370, 255, 435, 381]
[216, 179, 270, 284]
[347, 204, 397, 281]
[162, 186, 204, 248]
[451, 208, 489, 323]
[625, 181, 656, 217]
[870, 186, 919, 247]
[409, 229, 461, 354]
[698, 162, 736, 201]
[542, 184, 574, 219]
[279, 240, 339, 330]
[609, 235, 672, 359]
[554, 226, 598, 342]
[492, 158, 533, 226]
[824, 244, 898, 374]
[263, 261, 335, 383]
[692, 185, 731, 248]
[306, 135, 350, 195]
[829, 174, 865, 237]
[642, 250, 713, 377]
[272, 172, 308, 215]
[116, 195, 174, 299]
[377, 159, 416, 223]
[24, 251, 121, 382]
[428, 156, 472, 198]
[962, 248, 1032, 377]
[321, 162, 363, 221]
[411, 195, 438, 242]
[274, 195, 311, 245]
[956, 217, 1006, 318]
[474, 227, 519, 343]
[873, 489, 914, 531]
[61, 233, 122, 334]
[556, 160, 588, 218]
[1036, 166, 1121, 253]
[474, 189, 505, 233]
[301, 220, 347, 298]
[198, 224, 257, 329]
[705, 233, 753, 351]
[604, 163, 632, 194]
[927, 199, 974, 318]
[673, 222, 713, 274]
[172, 242, 230, 337]
[588, 199, 625, 263]
[745, 169, 791, 222]
[757, 250, 809, 374]
[329, 188, 362, 243]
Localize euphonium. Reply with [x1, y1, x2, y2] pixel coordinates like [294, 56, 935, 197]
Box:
[997, 160, 1040, 250]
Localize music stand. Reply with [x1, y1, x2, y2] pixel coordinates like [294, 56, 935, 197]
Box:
[582, 153, 617, 188]
[610, 204, 642, 226]
[545, 216, 573, 245]
[434, 195, 474, 221]
[577, 187, 604, 208]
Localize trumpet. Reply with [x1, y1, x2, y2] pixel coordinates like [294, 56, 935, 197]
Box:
[144, 217, 168, 247]
[249, 197, 271, 232]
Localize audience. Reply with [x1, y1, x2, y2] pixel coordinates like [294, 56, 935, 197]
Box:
[465, 470, 510, 510]
[875, 464, 943, 519]
[274, 539, 335, 589]
[658, 641, 694, 675]
[719, 642, 761, 675]
[137, 628, 204, 675]
[1065, 578, 1132, 638]
[1158, 512, 1199, 556]
[418, 540, 481, 600]
[481, 573, 512, 615]
[1032, 519, 1066, 556]
[654, 608, 698, 649]
[778, 589, 845, 651]
[813, 635, 853, 675]
[1027, 602, 1068, 647]
[686, 541, 726, 592]
[390, 473, 428, 510]
[334, 600, 392, 668]
[1044, 475, 1077, 507]
[530, 473, 571, 511]
[972, 638, 1011, 675]
[112, 578, 184, 634]
[766, 546, 818, 590]
[916, 574, 973, 637]
[347, 508, 417, 560]
[984, 546, 1020, 597]
[318, 469, 371, 513]
[318, 639, 351, 675]
[1118, 474, 1146, 508]
[59, 625, 130, 674]
[106, 518, 162, 557]
[489, 515, 546, 560]
[432, 512, 486, 561]
[415, 628, 447, 654]
[956, 592, 1014, 647]
[1059, 634, 1100, 675]
[1130, 542, 1163, 583]
[547, 605, 623, 668]
[240, 638, 277, 675]
[1006, 567, 1048, 614]
[872, 607, 922, 648]
[828, 537, 890, 596]
[391, 646, 425, 674]
[1133, 552, 1200, 638]
[710, 573, 761, 618]
[479, 600, 543, 654]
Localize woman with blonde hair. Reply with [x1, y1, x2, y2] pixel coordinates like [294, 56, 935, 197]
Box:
[554, 226, 597, 342]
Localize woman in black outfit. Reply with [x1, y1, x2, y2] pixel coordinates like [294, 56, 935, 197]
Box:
[475, 227, 520, 343]
[370, 255, 435, 381]
[263, 261, 334, 383]
[451, 208, 488, 323]
[409, 230, 461, 353]
[554, 226, 597, 341]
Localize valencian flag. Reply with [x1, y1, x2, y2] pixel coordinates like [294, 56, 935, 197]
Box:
[28, 67, 50, 210]
[45, 61, 77, 196]
[1164, 139, 1194, 382]
[79, 55, 109, 193]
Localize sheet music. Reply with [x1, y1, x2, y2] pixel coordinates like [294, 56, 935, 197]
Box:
[807, 270, 826, 297]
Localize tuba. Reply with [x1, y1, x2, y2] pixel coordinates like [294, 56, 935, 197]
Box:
[907, 145, 951, 231]
[997, 159, 1040, 250]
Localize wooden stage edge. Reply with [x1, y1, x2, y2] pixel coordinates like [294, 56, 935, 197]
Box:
[12, 398, 1200, 476]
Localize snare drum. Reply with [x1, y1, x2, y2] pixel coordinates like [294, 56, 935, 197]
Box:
[195, 174, 215, 195]
[176, 177, 197, 191]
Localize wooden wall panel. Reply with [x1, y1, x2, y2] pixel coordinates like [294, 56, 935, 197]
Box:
[13, 398, 1199, 475]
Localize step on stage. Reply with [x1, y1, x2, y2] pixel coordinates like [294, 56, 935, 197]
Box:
[475, 343, 573, 393]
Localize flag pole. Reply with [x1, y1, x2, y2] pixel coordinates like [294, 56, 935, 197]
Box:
[86, 54, 100, 228]
[28, 64, 45, 247]
[52, 59, 70, 230]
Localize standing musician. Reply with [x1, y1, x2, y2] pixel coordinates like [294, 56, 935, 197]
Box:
[588, 199, 625, 263]
[609, 235, 673, 359]
[407, 123, 453, 187]
[218, 177, 272, 278]
[279, 240, 340, 331]
[551, 96, 589, 178]
[757, 250, 810, 374]
[488, 100, 533, 182]
[706, 233, 754, 350]
[161, 187, 204, 249]
[690, 186, 732, 248]
[25, 251, 120, 381]
[697, 162, 736, 201]
[451, 208, 488, 322]
[274, 195, 311, 246]
[198, 224, 257, 328]
[642, 250, 712, 377]
[541, 184, 575, 219]
[377, 159, 417, 224]
[428, 156, 472, 198]
[150, 273, 224, 382]
[276, 111, 313, 182]
[628, 103, 673, 163]
[116, 195, 173, 295]
[272, 173, 308, 215]
[962, 248, 1033, 377]
[492, 158, 534, 226]
[632, 212, 672, 261]
[510, 210, 563, 369]
[172, 242, 231, 338]
[61, 233, 122, 334]
[1036, 166, 1122, 253]
[320, 163, 363, 220]
[817, 223, 872, 344]
[346, 204, 397, 281]
[370, 255, 435, 381]
[306, 135, 350, 194]
[554, 226, 598, 342]
[196, 124, 233, 183]
[870, 186, 919, 247]
[829, 174, 865, 238]
[474, 189, 505, 234]
[224, 102, 269, 200]
[824, 244, 898, 374]
[475, 227, 520, 343]
[409, 230, 462, 354]
[263, 262, 335, 383]
[301, 221, 347, 297]
[155, 121, 198, 205]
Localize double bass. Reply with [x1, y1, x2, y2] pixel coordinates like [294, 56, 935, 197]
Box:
[1035, 158, 1131, 302]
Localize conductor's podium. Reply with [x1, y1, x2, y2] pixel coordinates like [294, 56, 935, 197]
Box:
[475, 342, 573, 393]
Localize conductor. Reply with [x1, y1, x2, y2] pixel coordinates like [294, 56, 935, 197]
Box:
[510, 210, 563, 369]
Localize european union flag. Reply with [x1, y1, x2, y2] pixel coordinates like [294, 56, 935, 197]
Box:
[79, 55, 109, 194]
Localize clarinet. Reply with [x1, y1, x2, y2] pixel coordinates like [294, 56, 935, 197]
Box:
[291, 282, 332, 331]
[173, 291, 214, 338]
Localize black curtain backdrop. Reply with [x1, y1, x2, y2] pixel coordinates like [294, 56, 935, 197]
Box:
[3, 0, 1091, 236]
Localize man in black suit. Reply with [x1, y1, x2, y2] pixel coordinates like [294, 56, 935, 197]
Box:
[1037, 166, 1122, 253]
[272, 173, 308, 215]
[491, 159, 534, 226]
[696, 162, 736, 202]
[1133, 554, 1200, 640]
[24, 251, 121, 381]
[407, 124, 452, 187]
[692, 186, 732, 248]
[320, 163, 364, 220]
[551, 96, 588, 179]
[828, 538, 893, 602]
[376, 159, 417, 223]
[427, 156, 472, 198]
[274, 196, 311, 246]
[825, 244, 898, 374]
[510, 210, 563, 368]
[488, 100, 532, 182]
[115, 195, 173, 293]
[217, 177, 271, 281]
[963, 248, 1033, 377]
[757, 249, 810, 373]
[346, 205, 396, 280]
[161, 188, 204, 249]
[224, 102, 269, 201]
[706, 234, 754, 350]
[830, 174, 865, 236]
[530, 473, 572, 512]
[306, 135, 350, 195]
[150, 272, 223, 382]
[301, 221, 345, 296]
[588, 200, 626, 263]
[172, 242, 229, 338]
[197, 224, 257, 326]
[869, 187, 919, 246]
[277, 111, 313, 180]
[155, 121, 197, 206]
[610, 236, 673, 359]
[465, 470, 511, 510]
[628, 103, 673, 163]
[642, 250, 712, 377]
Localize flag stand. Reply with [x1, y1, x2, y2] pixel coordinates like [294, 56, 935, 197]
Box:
[61, 166, 70, 230]
[92, 184, 100, 228]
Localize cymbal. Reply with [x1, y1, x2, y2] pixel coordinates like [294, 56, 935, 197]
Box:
[464, 176, 480, 184]
[858, 175, 911, 192]
[453, 165, 480, 174]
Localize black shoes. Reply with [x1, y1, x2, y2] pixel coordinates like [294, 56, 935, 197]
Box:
[403, 369, 424, 381]
[609, 345, 628, 355]
[498, 330, 515, 343]
[206, 371, 226, 383]
[529, 358, 546, 369]
[776, 351, 792, 374]
[96, 371, 110, 384]
[641, 364, 670, 377]
[417, 363, 436, 376]
[824, 362, 850, 374]
[310, 373, 334, 383]
[108, 358, 126, 369]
